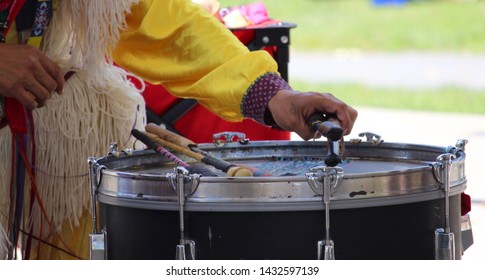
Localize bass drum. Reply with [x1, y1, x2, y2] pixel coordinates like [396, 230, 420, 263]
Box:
[92, 139, 467, 260]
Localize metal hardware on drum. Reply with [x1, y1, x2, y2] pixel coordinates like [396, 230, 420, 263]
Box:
[357, 132, 383, 145]
[91, 139, 470, 260]
[88, 156, 107, 260]
[108, 142, 120, 157]
[447, 139, 468, 154]
[170, 166, 198, 260]
[306, 166, 344, 260]
[212, 131, 249, 147]
[107, 142, 134, 157]
[307, 113, 344, 167]
[434, 153, 456, 260]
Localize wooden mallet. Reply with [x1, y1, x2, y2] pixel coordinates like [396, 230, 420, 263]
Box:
[145, 123, 261, 177]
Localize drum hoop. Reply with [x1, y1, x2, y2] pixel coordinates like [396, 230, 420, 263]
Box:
[97, 181, 466, 212]
[94, 141, 467, 210]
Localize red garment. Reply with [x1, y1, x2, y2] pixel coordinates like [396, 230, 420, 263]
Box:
[142, 82, 290, 143]
[139, 23, 290, 143]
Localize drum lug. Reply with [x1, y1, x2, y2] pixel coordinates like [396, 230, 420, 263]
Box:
[306, 166, 343, 196]
[432, 153, 457, 186]
[166, 168, 201, 196]
[351, 132, 383, 145]
[212, 131, 249, 147]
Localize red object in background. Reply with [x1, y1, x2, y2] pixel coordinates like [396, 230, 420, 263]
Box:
[461, 193, 471, 216]
[141, 82, 290, 144]
[139, 20, 292, 143]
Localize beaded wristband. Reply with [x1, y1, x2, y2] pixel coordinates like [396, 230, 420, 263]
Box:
[241, 72, 292, 125]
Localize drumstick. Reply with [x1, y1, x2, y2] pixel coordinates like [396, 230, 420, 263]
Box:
[144, 123, 274, 176]
[146, 123, 198, 150]
[308, 113, 343, 142]
[308, 113, 343, 167]
[144, 131, 255, 177]
[130, 129, 217, 177]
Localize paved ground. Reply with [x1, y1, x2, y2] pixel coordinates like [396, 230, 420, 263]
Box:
[288, 51, 485, 260]
[289, 51, 485, 90]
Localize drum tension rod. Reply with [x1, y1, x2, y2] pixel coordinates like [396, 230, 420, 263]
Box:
[169, 166, 198, 260]
[306, 166, 343, 260]
[88, 157, 108, 260]
[434, 153, 456, 260]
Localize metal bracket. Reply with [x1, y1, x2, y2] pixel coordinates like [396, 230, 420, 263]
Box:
[446, 139, 468, 154]
[167, 168, 200, 196]
[359, 132, 383, 145]
[107, 142, 120, 157]
[432, 153, 456, 186]
[107, 142, 133, 157]
[212, 131, 249, 147]
[305, 166, 343, 196]
[89, 230, 108, 260]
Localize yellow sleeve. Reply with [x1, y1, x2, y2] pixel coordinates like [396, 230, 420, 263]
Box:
[113, 0, 278, 121]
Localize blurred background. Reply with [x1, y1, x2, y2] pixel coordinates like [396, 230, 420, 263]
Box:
[218, 0, 484, 260]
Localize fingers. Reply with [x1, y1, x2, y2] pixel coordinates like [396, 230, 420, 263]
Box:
[326, 101, 358, 136]
[338, 105, 358, 135]
[268, 90, 358, 141]
[38, 54, 65, 94]
[0, 44, 64, 111]
[17, 89, 39, 111]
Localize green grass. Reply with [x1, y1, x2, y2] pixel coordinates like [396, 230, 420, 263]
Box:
[290, 81, 485, 114]
[219, 0, 485, 52]
[218, 0, 485, 114]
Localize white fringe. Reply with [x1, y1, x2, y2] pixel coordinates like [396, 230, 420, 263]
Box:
[0, 223, 8, 259]
[0, 0, 145, 245]
[0, 121, 12, 259]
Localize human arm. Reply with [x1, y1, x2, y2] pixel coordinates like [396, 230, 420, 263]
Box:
[113, 0, 357, 139]
[113, 0, 277, 121]
[241, 73, 357, 140]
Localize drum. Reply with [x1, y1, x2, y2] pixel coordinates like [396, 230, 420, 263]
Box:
[89, 138, 467, 260]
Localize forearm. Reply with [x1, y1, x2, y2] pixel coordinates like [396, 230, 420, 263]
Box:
[113, 0, 279, 121]
[241, 72, 292, 125]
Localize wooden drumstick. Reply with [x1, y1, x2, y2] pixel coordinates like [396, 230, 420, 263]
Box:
[146, 123, 198, 149]
[131, 129, 217, 177]
[143, 128, 254, 177]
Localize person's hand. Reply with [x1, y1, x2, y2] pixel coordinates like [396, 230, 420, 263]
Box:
[267, 89, 358, 140]
[0, 44, 64, 110]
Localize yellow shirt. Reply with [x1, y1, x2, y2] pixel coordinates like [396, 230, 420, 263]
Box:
[113, 0, 278, 122]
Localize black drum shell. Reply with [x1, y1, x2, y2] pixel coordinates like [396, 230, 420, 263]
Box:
[99, 194, 462, 260]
